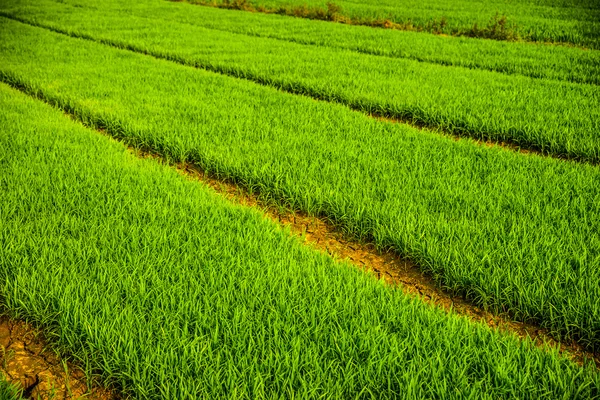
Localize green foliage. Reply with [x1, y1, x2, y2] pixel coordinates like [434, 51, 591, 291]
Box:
[1, 82, 599, 399]
[4, 0, 597, 86]
[1, 19, 599, 351]
[143, 0, 600, 85]
[211, 0, 344, 21]
[186, 0, 600, 48]
[198, 0, 525, 41]
[0, 3, 598, 162]
[469, 13, 520, 41]
[0, 379, 22, 400]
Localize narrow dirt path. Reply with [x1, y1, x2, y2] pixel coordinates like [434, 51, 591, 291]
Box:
[0, 316, 114, 399]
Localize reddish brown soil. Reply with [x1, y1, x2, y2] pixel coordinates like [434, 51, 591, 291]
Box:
[0, 317, 114, 399]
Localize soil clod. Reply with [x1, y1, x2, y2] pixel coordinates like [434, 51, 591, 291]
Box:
[0, 316, 114, 399]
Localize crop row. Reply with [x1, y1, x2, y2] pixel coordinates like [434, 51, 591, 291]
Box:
[4, 83, 599, 398]
[12, 0, 599, 85]
[2, 18, 599, 350]
[1, 1, 598, 162]
[191, 0, 600, 48]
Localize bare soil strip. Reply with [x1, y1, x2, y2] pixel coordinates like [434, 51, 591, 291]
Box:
[0, 316, 114, 400]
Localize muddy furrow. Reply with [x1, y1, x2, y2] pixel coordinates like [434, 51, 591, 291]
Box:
[0, 316, 115, 400]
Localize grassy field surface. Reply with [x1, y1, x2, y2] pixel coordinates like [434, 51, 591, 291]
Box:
[185, 0, 600, 48]
[3, 83, 599, 398]
[1, 3, 599, 162]
[3, 0, 598, 85]
[1, 19, 599, 351]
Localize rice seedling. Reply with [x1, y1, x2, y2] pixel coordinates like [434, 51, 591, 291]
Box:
[0, 20, 599, 351]
[184, 0, 600, 48]
[1, 3, 598, 161]
[5, 0, 599, 85]
[0, 378, 22, 400]
[142, 0, 600, 85]
[1, 81, 599, 399]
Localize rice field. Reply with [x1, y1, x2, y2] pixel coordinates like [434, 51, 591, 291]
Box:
[184, 0, 600, 48]
[2, 1, 600, 162]
[0, 0, 599, 398]
[3, 0, 600, 85]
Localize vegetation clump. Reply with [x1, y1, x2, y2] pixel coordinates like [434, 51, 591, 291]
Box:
[180, 0, 599, 48]
[190, 0, 521, 41]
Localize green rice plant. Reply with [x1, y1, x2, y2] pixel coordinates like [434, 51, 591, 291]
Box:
[0, 19, 599, 351]
[185, 0, 600, 48]
[196, 0, 522, 40]
[5, 0, 598, 85]
[1, 3, 598, 162]
[1, 82, 599, 399]
[0, 378, 22, 400]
